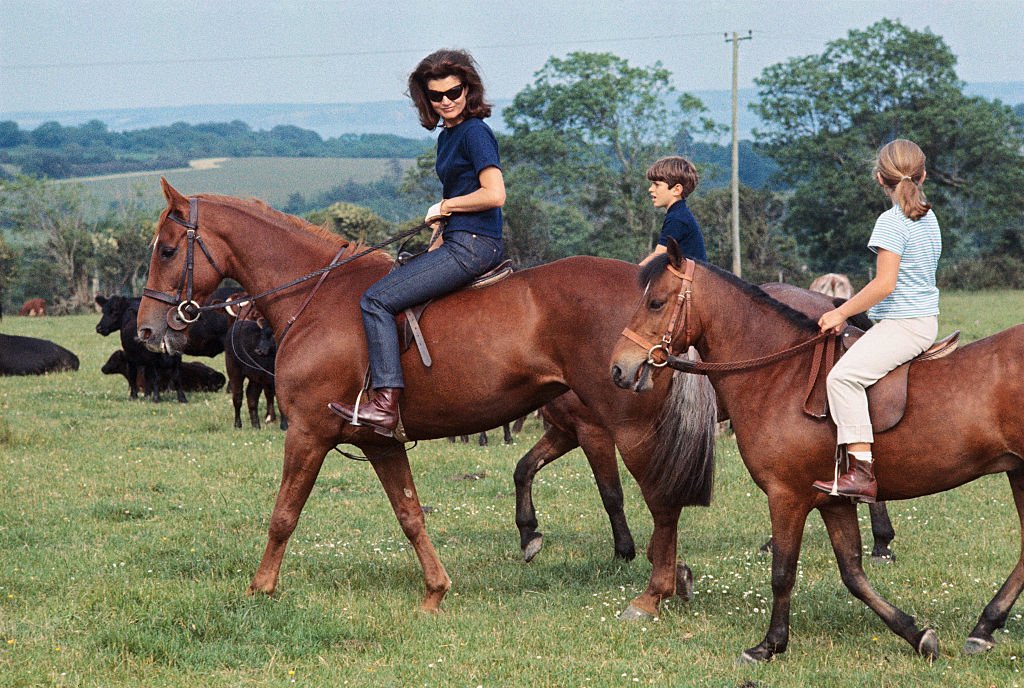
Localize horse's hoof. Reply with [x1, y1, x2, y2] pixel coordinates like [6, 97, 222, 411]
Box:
[963, 636, 994, 655]
[676, 564, 694, 602]
[736, 651, 761, 666]
[917, 629, 939, 661]
[523, 535, 543, 563]
[617, 604, 656, 621]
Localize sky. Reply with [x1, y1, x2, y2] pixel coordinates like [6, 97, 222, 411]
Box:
[1, 0, 1022, 115]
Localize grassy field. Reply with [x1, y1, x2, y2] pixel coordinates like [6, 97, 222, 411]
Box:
[2, 293, 1023, 687]
[54, 157, 414, 213]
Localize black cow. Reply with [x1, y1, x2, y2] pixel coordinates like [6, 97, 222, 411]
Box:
[101, 349, 226, 393]
[95, 295, 187, 403]
[224, 316, 285, 429]
[0, 333, 79, 376]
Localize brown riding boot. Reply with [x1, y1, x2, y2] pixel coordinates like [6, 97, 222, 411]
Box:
[328, 388, 402, 436]
[812, 456, 878, 503]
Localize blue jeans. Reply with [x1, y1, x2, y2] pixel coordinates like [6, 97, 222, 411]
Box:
[360, 231, 504, 389]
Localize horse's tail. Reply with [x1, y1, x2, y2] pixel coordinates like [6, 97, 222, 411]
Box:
[646, 368, 718, 508]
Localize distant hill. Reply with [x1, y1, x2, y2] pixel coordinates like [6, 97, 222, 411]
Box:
[3, 81, 1019, 142]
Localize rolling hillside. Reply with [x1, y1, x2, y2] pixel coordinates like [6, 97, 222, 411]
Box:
[56, 156, 414, 213]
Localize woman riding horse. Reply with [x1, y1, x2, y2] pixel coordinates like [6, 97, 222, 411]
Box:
[329, 49, 506, 435]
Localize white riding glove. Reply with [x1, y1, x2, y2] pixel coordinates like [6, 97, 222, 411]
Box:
[425, 201, 450, 224]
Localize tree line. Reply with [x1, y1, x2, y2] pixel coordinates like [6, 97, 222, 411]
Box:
[0, 119, 432, 180]
[2, 19, 1023, 314]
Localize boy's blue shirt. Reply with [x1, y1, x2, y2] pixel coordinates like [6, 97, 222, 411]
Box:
[659, 199, 707, 261]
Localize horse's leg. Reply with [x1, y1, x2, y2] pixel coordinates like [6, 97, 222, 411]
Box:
[502, 423, 513, 444]
[367, 445, 451, 611]
[739, 492, 811, 662]
[867, 501, 896, 562]
[245, 380, 262, 429]
[249, 429, 328, 595]
[478, 431, 488, 447]
[513, 425, 579, 562]
[817, 499, 938, 659]
[579, 429, 635, 562]
[618, 498, 682, 619]
[965, 468, 1024, 654]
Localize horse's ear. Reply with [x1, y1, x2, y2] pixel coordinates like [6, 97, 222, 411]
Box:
[665, 237, 683, 267]
[160, 177, 188, 210]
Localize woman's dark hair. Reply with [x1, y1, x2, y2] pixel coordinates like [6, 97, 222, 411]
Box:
[408, 49, 492, 130]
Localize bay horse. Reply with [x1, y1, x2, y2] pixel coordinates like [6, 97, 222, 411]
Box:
[136, 179, 717, 618]
[610, 240, 1024, 662]
[516, 288, 896, 565]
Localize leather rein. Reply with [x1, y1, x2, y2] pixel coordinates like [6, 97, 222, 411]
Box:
[142, 196, 432, 341]
[620, 257, 834, 376]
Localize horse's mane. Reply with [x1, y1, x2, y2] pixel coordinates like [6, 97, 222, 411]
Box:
[196, 194, 392, 267]
[639, 254, 819, 334]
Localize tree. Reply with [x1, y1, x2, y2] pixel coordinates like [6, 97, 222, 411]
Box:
[92, 185, 156, 295]
[502, 52, 720, 262]
[753, 19, 1024, 284]
[690, 186, 802, 285]
[0, 175, 96, 312]
[307, 202, 394, 246]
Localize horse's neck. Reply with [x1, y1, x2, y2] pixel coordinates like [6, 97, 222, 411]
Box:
[216, 208, 376, 326]
[697, 272, 818, 365]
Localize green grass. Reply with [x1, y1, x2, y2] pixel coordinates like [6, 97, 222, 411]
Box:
[54, 157, 414, 212]
[1, 295, 1023, 687]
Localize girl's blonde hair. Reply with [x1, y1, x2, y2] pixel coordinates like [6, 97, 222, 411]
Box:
[875, 139, 931, 221]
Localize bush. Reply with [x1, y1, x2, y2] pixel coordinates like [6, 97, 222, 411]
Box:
[939, 253, 1024, 290]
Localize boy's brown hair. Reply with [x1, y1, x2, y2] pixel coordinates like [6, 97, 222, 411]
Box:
[646, 156, 698, 198]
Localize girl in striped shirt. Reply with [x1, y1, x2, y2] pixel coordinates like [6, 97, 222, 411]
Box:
[811, 139, 942, 502]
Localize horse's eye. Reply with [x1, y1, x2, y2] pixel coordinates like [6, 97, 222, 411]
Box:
[649, 298, 666, 311]
[159, 245, 177, 260]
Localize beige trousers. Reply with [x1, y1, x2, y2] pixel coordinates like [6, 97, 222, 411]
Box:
[826, 316, 938, 445]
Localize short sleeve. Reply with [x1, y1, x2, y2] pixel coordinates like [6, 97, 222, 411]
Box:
[462, 121, 501, 175]
[868, 212, 908, 256]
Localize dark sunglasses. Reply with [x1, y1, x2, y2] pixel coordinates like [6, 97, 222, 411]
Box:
[426, 84, 465, 103]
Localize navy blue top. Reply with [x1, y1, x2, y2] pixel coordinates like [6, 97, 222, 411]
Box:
[435, 117, 503, 239]
[659, 199, 707, 261]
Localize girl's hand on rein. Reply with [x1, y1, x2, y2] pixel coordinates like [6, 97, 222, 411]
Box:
[818, 308, 847, 334]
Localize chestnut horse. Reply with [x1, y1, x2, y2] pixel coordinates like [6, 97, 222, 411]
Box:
[610, 241, 1024, 662]
[136, 180, 716, 618]
[516, 287, 896, 565]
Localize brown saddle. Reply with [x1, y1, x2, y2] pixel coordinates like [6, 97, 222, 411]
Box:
[396, 259, 515, 367]
[803, 328, 960, 433]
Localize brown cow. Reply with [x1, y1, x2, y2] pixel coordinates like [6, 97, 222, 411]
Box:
[808, 273, 853, 300]
[18, 298, 46, 316]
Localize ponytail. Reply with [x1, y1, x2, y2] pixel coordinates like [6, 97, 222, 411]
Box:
[875, 139, 931, 221]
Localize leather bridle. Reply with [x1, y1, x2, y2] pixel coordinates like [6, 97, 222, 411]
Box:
[620, 258, 696, 367]
[143, 198, 227, 331]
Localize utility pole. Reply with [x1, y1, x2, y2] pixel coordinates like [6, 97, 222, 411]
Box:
[726, 30, 752, 277]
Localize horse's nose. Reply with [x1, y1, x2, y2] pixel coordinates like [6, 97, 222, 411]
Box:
[610, 364, 625, 388]
[137, 326, 152, 342]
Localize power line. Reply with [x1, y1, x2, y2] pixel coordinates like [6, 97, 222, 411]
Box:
[1, 31, 729, 71]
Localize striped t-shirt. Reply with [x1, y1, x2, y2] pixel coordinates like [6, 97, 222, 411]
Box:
[867, 205, 941, 320]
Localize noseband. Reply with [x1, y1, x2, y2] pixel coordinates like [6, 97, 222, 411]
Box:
[142, 198, 227, 331]
[621, 258, 696, 367]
